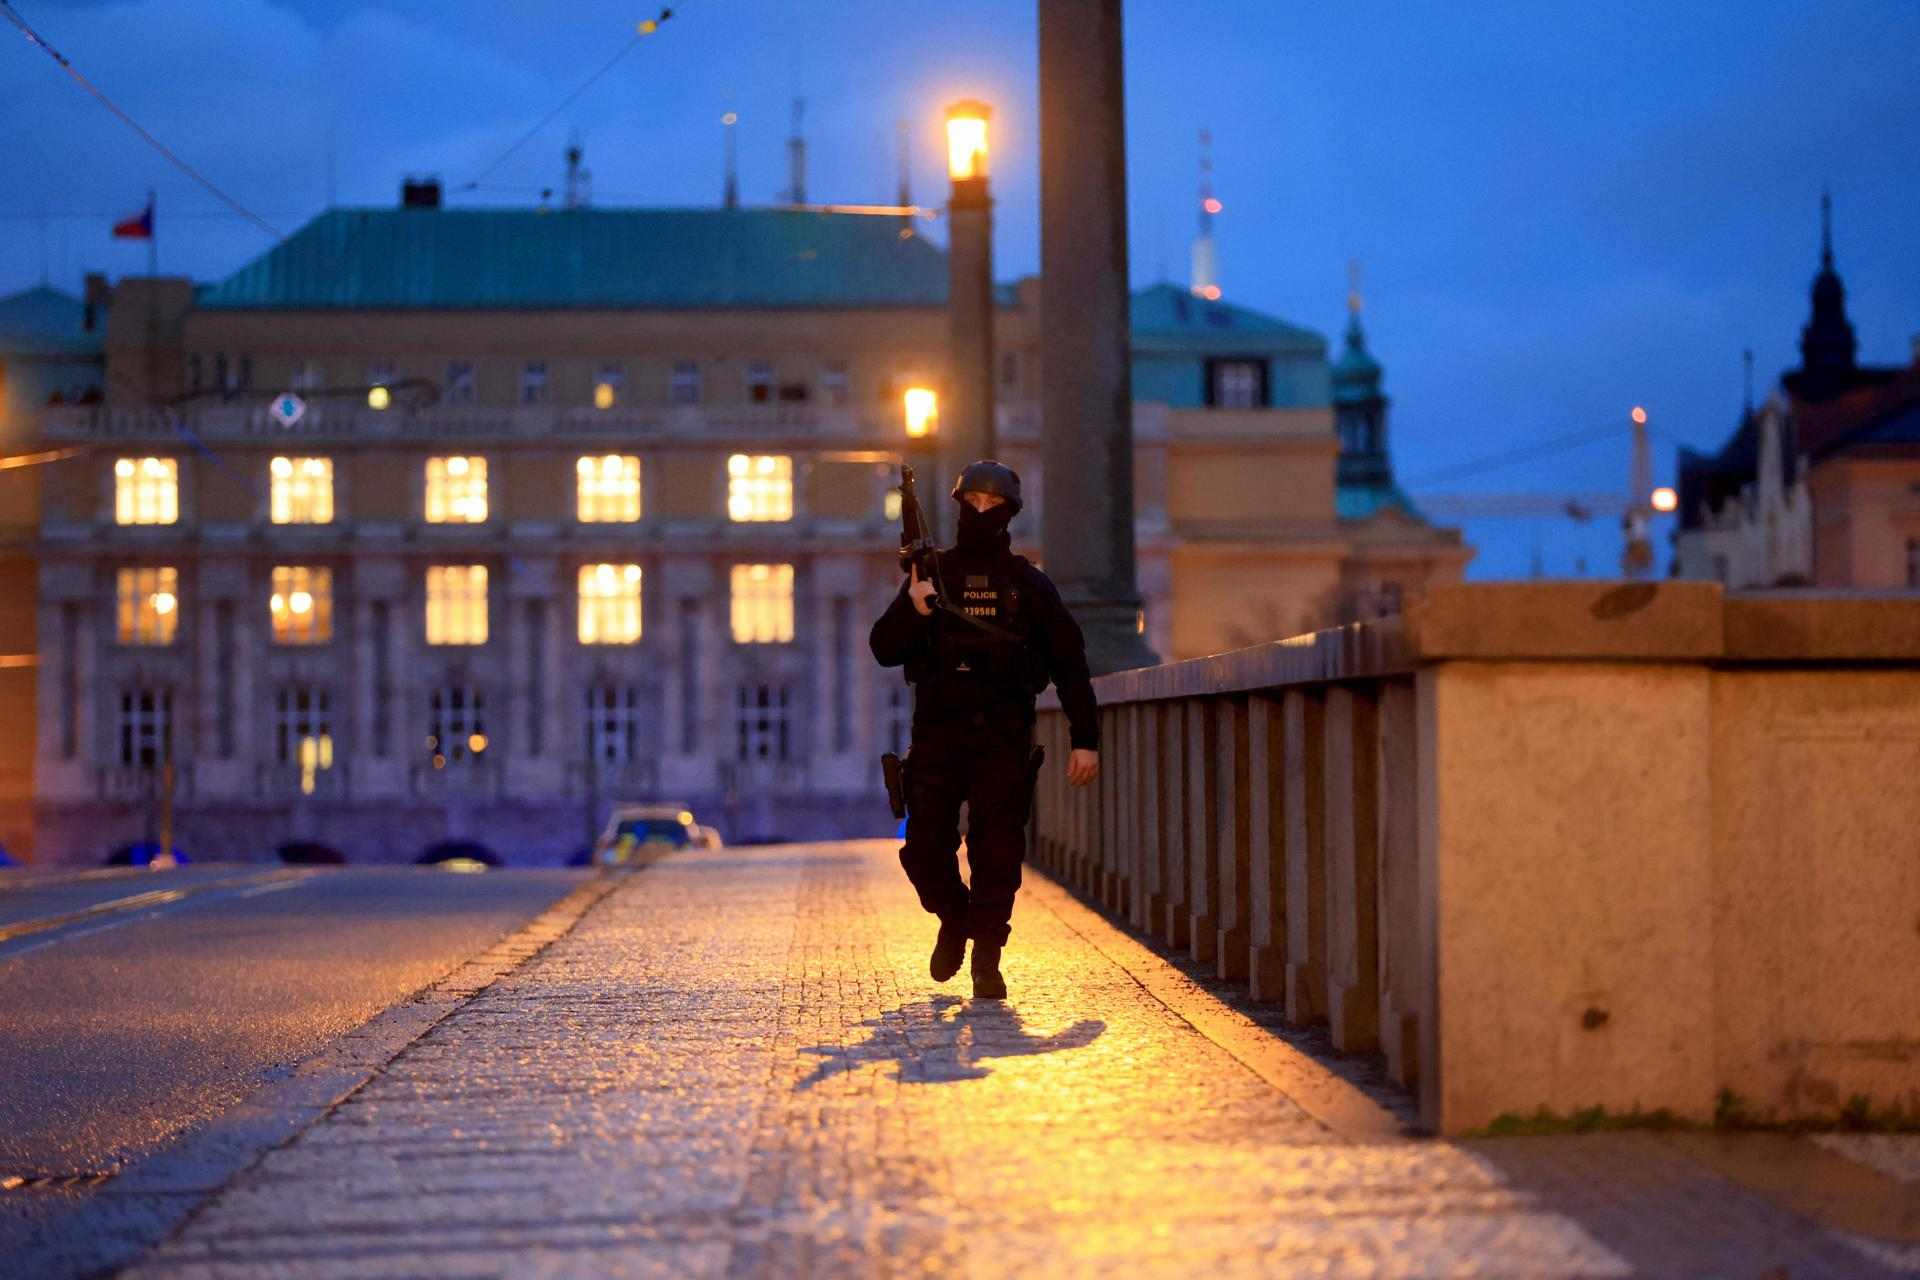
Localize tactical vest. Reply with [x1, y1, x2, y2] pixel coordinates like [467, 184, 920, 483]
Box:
[914, 558, 1049, 698]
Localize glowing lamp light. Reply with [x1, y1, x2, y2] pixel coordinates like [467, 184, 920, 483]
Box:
[1631, 406, 1648, 425]
[115, 458, 134, 478]
[367, 384, 391, 410]
[637, 18, 658, 34]
[945, 100, 991, 181]
[468, 732, 488, 753]
[271, 456, 293, 478]
[151, 591, 177, 615]
[903, 386, 938, 439]
[1203, 197, 1223, 215]
[447, 455, 470, 476]
[1651, 486, 1679, 513]
[1198, 284, 1222, 301]
[677, 810, 694, 825]
[594, 381, 616, 410]
[289, 590, 313, 615]
[722, 112, 738, 126]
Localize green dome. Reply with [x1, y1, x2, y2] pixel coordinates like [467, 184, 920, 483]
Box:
[1331, 315, 1382, 404]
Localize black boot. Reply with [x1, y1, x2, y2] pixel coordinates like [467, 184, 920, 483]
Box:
[971, 940, 1007, 1000]
[930, 915, 968, 983]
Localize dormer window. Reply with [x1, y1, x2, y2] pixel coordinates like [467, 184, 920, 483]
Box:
[1205, 358, 1266, 409]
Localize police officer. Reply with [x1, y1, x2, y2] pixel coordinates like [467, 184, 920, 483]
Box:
[869, 460, 1100, 999]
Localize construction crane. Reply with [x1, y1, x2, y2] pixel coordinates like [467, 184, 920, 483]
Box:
[1415, 407, 1676, 578]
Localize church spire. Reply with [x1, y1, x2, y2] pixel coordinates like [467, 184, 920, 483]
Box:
[1798, 187, 1858, 383]
[1334, 260, 1391, 487]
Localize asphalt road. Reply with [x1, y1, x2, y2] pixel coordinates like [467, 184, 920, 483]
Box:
[0, 864, 582, 1270]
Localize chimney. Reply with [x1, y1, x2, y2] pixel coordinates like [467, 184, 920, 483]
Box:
[401, 176, 442, 209]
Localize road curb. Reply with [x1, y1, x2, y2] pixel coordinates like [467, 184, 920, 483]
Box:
[29, 868, 637, 1278]
[1024, 868, 1407, 1144]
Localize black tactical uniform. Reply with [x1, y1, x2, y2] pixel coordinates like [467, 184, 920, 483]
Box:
[869, 461, 1100, 994]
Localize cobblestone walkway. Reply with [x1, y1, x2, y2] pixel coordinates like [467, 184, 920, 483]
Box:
[129, 841, 1916, 1278]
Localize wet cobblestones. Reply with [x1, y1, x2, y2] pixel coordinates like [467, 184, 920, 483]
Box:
[129, 841, 1915, 1278]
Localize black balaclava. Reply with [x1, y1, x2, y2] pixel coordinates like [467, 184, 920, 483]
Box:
[955, 500, 1016, 552]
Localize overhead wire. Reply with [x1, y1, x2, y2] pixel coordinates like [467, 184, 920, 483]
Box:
[457, 7, 677, 193]
[0, 0, 283, 240]
[1401, 420, 1630, 488]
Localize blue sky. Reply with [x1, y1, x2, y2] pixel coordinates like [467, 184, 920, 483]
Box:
[5, 0, 1917, 577]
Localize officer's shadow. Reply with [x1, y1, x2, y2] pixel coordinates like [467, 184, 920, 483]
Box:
[795, 995, 1105, 1091]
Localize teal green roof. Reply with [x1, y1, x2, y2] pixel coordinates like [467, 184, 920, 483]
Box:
[197, 207, 959, 310]
[1336, 481, 1424, 522]
[0, 285, 103, 356]
[1331, 315, 1383, 404]
[1129, 283, 1326, 356]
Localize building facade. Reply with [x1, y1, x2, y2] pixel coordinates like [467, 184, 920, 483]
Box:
[1, 284, 105, 859]
[33, 192, 1464, 864]
[1676, 199, 1920, 589]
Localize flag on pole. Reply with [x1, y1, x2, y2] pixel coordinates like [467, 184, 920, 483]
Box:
[112, 197, 154, 239]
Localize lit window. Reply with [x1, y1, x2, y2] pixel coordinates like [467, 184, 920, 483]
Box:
[671, 360, 701, 405]
[118, 687, 172, 766]
[726, 454, 793, 523]
[275, 685, 333, 794]
[735, 683, 792, 761]
[445, 361, 475, 403]
[425, 565, 488, 645]
[427, 685, 487, 767]
[821, 362, 849, 407]
[594, 362, 623, 410]
[116, 567, 179, 645]
[425, 456, 488, 523]
[269, 565, 334, 645]
[747, 359, 774, 404]
[520, 360, 548, 404]
[586, 685, 644, 765]
[114, 457, 178, 525]
[270, 456, 334, 524]
[730, 563, 794, 644]
[884, 489, 903, 521]
[576, 454, 641, 523]
[578, 563, 643, 644]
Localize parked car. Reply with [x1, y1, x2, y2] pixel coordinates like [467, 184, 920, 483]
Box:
[415, 839, 501, 870]
[106, 841, 190, 868]
[593, 804, 698, 866]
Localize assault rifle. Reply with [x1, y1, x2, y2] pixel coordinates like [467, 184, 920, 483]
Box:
[892, 465, 1023, 643]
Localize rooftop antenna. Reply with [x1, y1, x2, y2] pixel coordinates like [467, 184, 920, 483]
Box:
[1189, 128, 1219, 299]
[786, 97, 807, 206]
[722, 111, 739, 209]
[563, 133, 592, 209]
[1348, 258, 1364, 319]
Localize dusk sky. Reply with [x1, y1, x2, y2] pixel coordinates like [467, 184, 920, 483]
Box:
[5, 0, 1917, 577]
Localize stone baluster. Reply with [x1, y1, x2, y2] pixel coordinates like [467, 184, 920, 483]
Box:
[1283, 688, 1328, 1026]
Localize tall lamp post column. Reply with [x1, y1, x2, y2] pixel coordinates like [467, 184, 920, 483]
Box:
[1039, 0, 1157, 672]
[943, 100, 997, 528]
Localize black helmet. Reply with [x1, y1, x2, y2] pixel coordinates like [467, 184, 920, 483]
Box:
[951, 459, 1023, 515]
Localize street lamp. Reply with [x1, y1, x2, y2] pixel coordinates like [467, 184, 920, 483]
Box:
[943, 98, 996, 530]
[946, 101, 991, 182]
[903, 386, 939, 439]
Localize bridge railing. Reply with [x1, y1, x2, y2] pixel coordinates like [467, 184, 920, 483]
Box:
[1036, 582, 1920, 1134]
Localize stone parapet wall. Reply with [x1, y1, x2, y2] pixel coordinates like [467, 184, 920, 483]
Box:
[1035, 581, 1920, 1134]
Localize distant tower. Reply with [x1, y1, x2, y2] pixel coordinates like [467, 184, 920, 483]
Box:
[1797, 189, 1858, 383]
[1334, 261, 1393, 488]
[1189, 129, 1220, 299]
[563, 134, 592, 209]
[896, 119, 912, 208]
[785, 98, 807, 205]
[722, 112, 739, 209]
